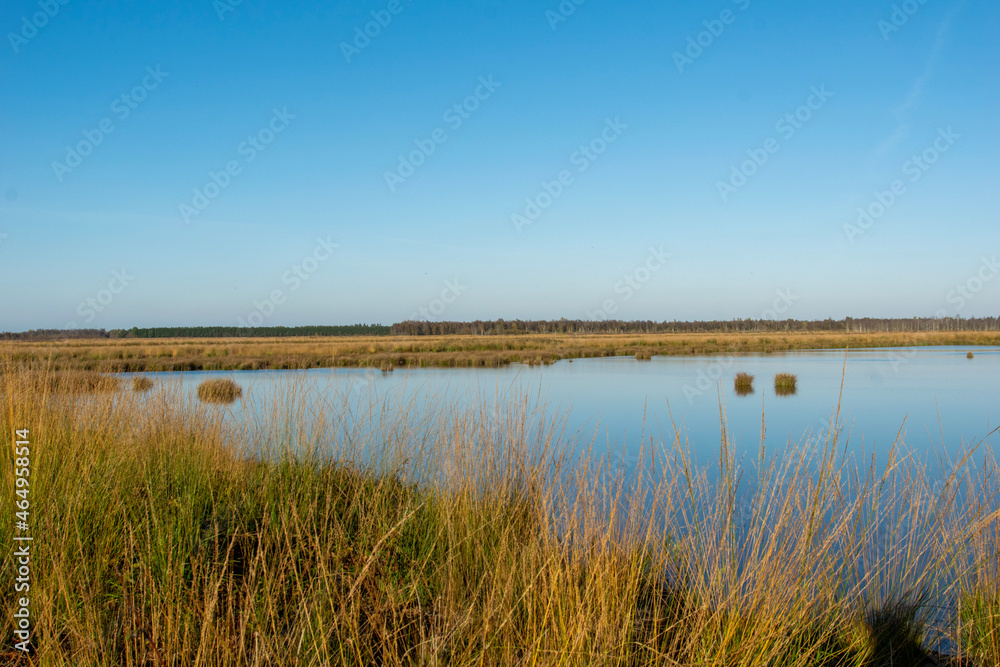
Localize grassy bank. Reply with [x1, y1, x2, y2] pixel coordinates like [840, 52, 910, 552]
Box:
[3, 330, 999, 372]
[2, 366, 998, 665]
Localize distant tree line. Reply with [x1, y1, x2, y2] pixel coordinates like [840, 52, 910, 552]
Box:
[0, 328, 113, 341]
[0, 325, 390, 341]
[3, 318, 998, 341]
[112, 325, 391, 338]
[389, 317, 1000, 336]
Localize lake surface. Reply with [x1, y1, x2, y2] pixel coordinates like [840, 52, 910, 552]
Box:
[136, 346, 998, 472]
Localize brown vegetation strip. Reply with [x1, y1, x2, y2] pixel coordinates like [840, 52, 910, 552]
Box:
[2, 331, 997, 373]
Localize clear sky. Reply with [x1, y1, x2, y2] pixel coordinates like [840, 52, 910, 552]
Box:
[1, 0, 997, 330]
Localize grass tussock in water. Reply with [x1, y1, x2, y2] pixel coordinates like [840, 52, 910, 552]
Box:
[196, 377, 242, 403]
[132, 376, 154, 392]
[734, 372, 755, 395]
[1, 365, 998, 665]
[774, 372, 798, 396]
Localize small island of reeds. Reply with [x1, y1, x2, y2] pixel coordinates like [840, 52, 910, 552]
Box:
[734, 372, 755, 396]
[132, 376, 154, 392]
[774, 372, 798, 396]
[196, 377, 243, 403]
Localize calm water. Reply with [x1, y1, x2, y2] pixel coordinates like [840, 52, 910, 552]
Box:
[137, 345, 997, 469]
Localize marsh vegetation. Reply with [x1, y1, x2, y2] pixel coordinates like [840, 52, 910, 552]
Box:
[196, 377, 243, 404]
[1, 364, 997, 665]
[132, 376, 154, 392]
[2, 331, 997, 373]
[774, 372, 799, 396]
[734, 371, 755, 396]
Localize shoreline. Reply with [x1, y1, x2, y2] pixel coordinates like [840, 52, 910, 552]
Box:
[4, 331, 999, 373]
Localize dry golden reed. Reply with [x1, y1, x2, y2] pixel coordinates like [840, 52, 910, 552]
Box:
[196, 377, 242, 403]
[0, 364, 996, 666]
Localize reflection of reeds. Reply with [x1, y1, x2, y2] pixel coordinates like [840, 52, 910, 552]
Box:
[774, 372, 798, 396]
[132, 376, 154, 392]
[635, 350, 652, 361]
[196, 378, 242, 403]
[1, 365, 996, 665]
[734, 372, 754, 396]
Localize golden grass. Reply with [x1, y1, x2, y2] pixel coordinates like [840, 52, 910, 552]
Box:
[43, 369, 121, 393]
[734, 371, 755, 395]
[775, 372, 798, 396]
[132, 376, 154, 392]
[1, 331, 997, 372]
[196, 377, 242, 403]
[0, 364, 997, 665]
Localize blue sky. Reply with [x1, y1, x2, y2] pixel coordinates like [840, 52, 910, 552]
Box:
[0, 0, 997, 330]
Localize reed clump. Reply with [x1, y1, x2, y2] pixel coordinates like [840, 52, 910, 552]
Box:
[734, 371, 754, 395]
[132, 376, 154, 392]
[1, 365, 996, 665]
[774, 372, 798, 396]
[196, 377, 242, 403]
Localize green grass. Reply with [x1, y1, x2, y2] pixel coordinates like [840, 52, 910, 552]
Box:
[1, 365, 997, 665]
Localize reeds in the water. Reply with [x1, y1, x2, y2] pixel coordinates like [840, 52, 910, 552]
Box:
[774, 372, 798, 396]
[196, 377, 242, 403]
[1, 365, 996, 665]
[734, 371, 754, 396]
[132, 376, 154, 392]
